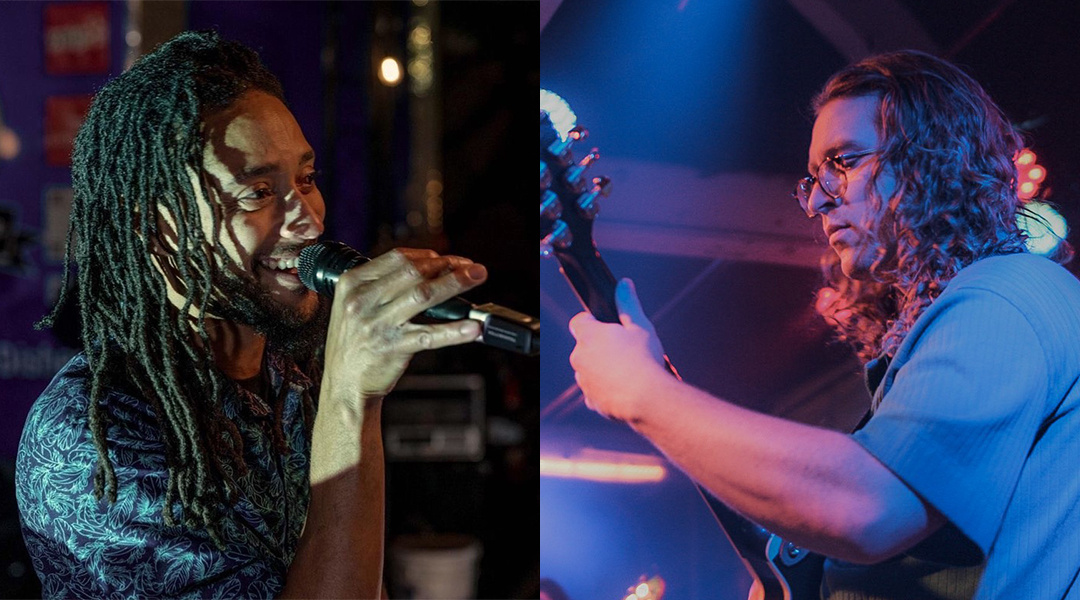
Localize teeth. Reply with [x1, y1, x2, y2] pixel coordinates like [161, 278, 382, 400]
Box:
[263, 257, 298, 270]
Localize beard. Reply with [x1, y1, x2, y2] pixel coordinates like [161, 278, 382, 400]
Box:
[207, 264, 331, 362]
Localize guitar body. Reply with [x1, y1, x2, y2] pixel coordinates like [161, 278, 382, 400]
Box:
[541, 108, 824, 600]
[765, 534, 828, 600]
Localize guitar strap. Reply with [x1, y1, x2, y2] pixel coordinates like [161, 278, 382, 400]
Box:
[853, 353, 892, 433]
[852, 409, 873, 433]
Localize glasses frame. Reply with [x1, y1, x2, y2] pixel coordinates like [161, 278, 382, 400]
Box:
[793, 149, 877, 218]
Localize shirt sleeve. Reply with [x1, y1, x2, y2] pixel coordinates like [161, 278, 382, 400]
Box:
[16, 376, 287, 600]
[851, 286, 1050, 556]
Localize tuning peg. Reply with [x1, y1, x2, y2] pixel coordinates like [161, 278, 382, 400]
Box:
[540, 161, 552, 190]
[540, 219, 572, 257]
[567, 125, 588, 141]
[545, 137, 574, 167]
[593, 176, 612, 196]
[540, 190, 562, 220]
[563, 148, 599, 193]
[574, 176, 610, 220]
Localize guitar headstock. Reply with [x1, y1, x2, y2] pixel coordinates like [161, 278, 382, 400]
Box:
[539, 111, 610, 255]
[540, 109, 619, 323]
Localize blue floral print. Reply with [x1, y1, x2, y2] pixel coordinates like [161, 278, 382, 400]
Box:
[16, 353, 313, 599]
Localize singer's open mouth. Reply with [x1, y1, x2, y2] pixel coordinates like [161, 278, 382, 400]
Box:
[258, 256, 301, 271]
[255, 260, 305, 292]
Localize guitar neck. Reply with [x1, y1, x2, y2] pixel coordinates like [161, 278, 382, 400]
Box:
[561, 247, 775, 554]
[556, 244, 620, 324]
[540, 108, 821, 599]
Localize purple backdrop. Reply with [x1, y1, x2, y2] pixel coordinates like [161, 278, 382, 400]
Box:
[0, 2, 128, 460]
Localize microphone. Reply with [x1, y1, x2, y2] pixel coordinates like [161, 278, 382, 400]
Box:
[298, 241, 539, 356]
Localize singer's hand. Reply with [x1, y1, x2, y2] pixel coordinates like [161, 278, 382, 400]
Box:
[321, 247, 487, 415]
[568, 278, 669, 422]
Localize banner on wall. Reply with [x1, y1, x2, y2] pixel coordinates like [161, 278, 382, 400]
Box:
[43, 94, 93, 167]
[44, 1, 110, 75]
[0, 1, 126, 460]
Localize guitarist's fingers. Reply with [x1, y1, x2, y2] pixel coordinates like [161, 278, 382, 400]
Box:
[576, 378, 612, 421]
[615, 278, 668, 365]
[747, 579, 765, 600]
[615, 278, 656, 333]
[567, 311, 598, 340]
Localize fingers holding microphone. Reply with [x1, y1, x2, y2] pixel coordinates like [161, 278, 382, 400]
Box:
[358, 250, 488, 334]
[321, 247, 488, 403]
[301, 241, 538, 356]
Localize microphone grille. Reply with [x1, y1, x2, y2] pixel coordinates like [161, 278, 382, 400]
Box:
[297, 243, 326, 291]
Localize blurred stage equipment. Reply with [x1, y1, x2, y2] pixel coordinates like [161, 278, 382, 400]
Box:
[384, 374, 485, 462]
[390, 533, 482, 599]
[621, 574, 666, 600]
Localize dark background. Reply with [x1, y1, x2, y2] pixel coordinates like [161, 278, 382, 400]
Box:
[0, 1, 537, 598]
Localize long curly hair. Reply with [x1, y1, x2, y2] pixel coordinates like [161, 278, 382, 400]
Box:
[811, 50, 1069, 359]
[38, 30, 314, 546]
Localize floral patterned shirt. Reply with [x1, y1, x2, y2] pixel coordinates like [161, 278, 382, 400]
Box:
[16, 352, 314, 599]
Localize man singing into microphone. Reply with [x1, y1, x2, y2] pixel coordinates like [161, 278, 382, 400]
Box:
[16, 31, 486, 598]
[570, 51, 1080, 598]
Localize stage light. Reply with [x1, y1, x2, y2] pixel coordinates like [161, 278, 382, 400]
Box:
[1014, 147, 1048, 200]
[540, 89, 577, 142]
[540, 448, 667, 483]
[1017, 201, 1068, 257]
[378, 57, 403, 86]
[626, 575, 666, 600]
[815, 286, 854, 327]
[0, 125, 19, 161]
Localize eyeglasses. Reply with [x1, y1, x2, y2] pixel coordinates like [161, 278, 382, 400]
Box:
[792, 149, 877, 218]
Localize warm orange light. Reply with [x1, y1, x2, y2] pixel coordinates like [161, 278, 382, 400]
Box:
[627, 575, 666, 600]
[1016, 149, 1036, 165]
[1019, 181, 1036, 197]
[540, 449, 667, 483]
[378, 57, 403, 86]
[1028, 166, 1046, 182]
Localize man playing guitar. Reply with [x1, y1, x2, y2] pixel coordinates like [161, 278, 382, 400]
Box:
[568, 51, 1080, 599]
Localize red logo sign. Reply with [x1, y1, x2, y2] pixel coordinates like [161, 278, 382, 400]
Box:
[44, 2, 110, 75]
[44, 95, 94, 166]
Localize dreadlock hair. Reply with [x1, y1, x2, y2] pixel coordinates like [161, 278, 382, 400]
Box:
[811, 50, 1073, 360]
[38, 30, 312, 546]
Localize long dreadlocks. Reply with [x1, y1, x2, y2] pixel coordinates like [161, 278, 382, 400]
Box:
[38, 30, 309, 545]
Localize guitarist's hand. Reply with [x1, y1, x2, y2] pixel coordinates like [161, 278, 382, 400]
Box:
[747, 579, 764, 600]
[569, 278, 669, 421]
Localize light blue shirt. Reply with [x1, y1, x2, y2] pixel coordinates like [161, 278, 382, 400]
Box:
[823, 253, 1080, 599]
